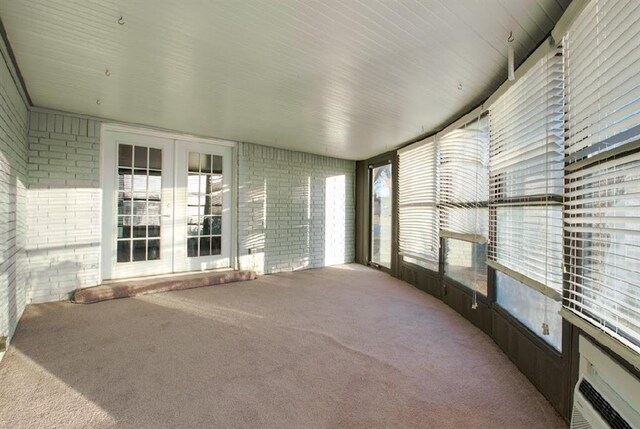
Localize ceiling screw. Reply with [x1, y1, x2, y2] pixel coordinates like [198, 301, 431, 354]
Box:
[96, 99, 101, 105]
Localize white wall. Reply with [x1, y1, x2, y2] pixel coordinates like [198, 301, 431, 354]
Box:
[0, 53, 28, 344]
[26, 111, 101, 303]
[238, 143, 355, 274]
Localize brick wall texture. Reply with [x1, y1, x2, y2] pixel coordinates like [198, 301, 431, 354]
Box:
[0, 53, 28, 343]
[26, 111, 101, 303]
[237, 143, 355, 274]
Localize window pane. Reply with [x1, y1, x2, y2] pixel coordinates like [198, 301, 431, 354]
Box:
[494, 205, 563, 292]
[118, 193, 131, 215]
[187, 238, 198, 257]
[442, 207, 488, 240]
[199, 237, 212, 257]
[496, 271, 562, 351]
[149, 148, 162, 170]
[371, 164, 392, 268]
[398, 139, 439, 268]
[132, 240, 147, 261]
[210, 174, 223, 192]
[147, 240, 160, 260]
[210, 205, 222, 216]
[133, 224, 147, 238]
[211, 237, 221, 255]
[117, 216, 131, 239]
[187, 207, 201, 225]
[211, 216, 222, 235]
[134, 146, 148, 168]
[133, 170, 147, 197]
[188, 152, 200, 172]
[118, 144, 132, 167]
[212, 155, 223, 174]
[444, 238, 487, 296]
[133, 201, 146, 216]
[118, 169, 132, 192]
[200, 154, 212, 174]
[117, 241, 130, 263]
[148, 225, 160, 238]
[148, 171, 162, 201]
[202, 216, 212, 235]
[147, 201, 161, 218]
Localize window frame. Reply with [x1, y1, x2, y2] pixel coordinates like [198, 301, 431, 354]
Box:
[368, 158, 394, 273]
[438, 115, 490, 297]
[397, 138, 440, 273]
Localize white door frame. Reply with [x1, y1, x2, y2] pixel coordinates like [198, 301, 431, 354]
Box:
[100, 124, 238, 283]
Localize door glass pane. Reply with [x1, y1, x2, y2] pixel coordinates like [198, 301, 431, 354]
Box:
[134, 146, 148, 168]
[132, 239, 147, 261]
[187, 152, 223, 257]
[118, 144, 132, 167]
[117, 241, 130, 263]
[117, 143, 162, 263]
[371, 164, 392, 268]
[187, 238, 198, 257]
[149, 148, 162, 170]
[147, 240, 161, 261]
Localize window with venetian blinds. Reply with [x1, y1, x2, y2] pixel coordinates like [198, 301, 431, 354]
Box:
[398, 139, 439, 271]
[563, 0, 640, 354]
[439, 116, 489, 243]
[488, 43, 565, 299]
[439, 117, 490, 297]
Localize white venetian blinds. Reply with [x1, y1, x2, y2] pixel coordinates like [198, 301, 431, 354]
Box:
[565, 0, 640, 162]
[563, 0, 640, 353]
[488, 44, 565, 297]
[398, 139, 439, 271]
[439, 116, 489, 243]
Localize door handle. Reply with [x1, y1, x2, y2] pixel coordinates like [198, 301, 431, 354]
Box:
[160, 214, 171, 218]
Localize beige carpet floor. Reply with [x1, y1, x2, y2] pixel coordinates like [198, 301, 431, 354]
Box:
[0, 264, 566, 429]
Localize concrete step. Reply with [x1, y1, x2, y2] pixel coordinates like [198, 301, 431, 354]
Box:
[72, 270, 257, 304]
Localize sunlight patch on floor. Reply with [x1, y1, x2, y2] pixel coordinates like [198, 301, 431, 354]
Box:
[136, 293, 264, 329]
[0, 348, 116, 429]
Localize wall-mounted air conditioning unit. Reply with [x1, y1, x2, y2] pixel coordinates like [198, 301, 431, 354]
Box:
[570, 336, 640, 429]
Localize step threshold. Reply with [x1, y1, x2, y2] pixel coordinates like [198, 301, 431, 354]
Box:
[72, 270, 257, 304]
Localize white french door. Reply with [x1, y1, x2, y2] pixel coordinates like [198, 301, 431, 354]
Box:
[173, 140, 232, 272]
[102, 129, 233, 280]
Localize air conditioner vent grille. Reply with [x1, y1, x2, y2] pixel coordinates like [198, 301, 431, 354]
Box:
[571, 406, 592, 429]
[579, 379, 631, 429]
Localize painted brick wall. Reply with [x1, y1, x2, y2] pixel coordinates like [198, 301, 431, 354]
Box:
[26, 110, 101, 303]
[0, 54, 28, 342]
[24, 117, 356, 299]
[238, 143, 355, 274]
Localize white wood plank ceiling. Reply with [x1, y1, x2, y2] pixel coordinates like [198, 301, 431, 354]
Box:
[0, 0, 570, 159]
